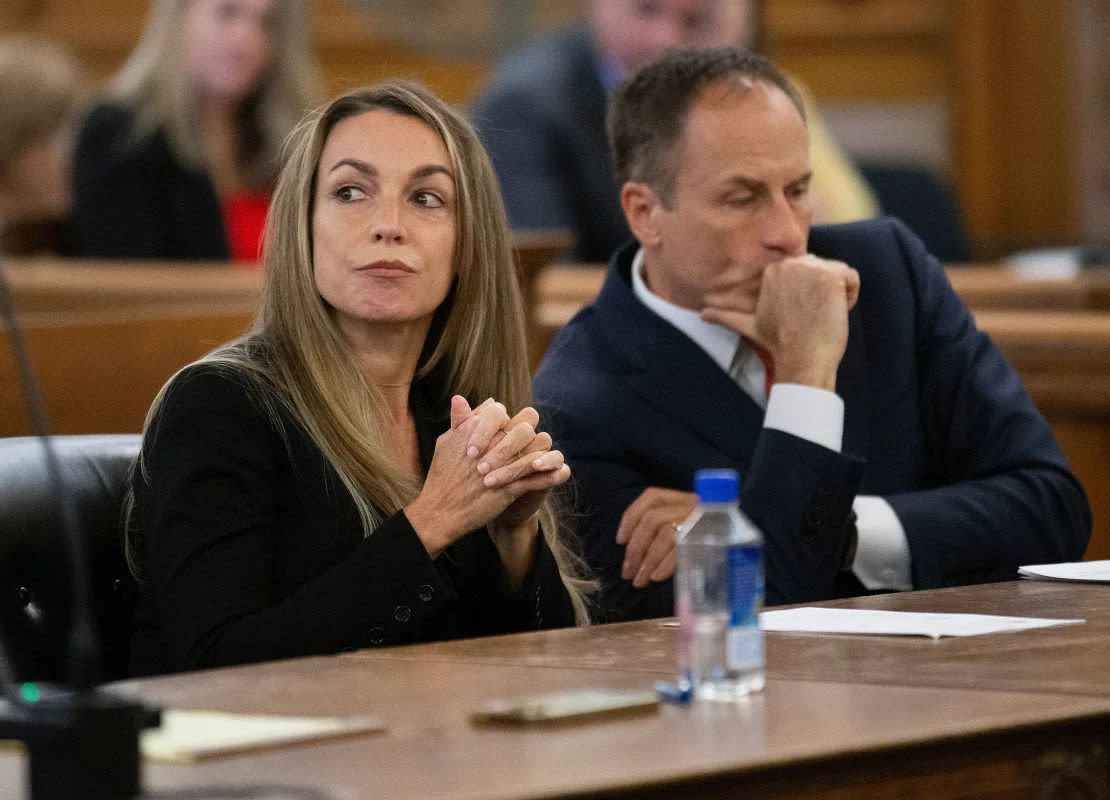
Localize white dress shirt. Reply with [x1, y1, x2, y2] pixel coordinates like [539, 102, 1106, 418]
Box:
[631, 249, 912, 590]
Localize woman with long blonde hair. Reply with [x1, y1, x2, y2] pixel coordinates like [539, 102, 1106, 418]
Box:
[72, 0, 321, 262]
[125, 81, 593, 676]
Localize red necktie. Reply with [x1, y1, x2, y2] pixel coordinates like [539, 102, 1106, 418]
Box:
[750, 339, 777, 397]
[740, 336, 775, 397]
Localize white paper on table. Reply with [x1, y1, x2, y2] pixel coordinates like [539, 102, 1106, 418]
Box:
[1019, 560, 1110, 583]
[142, 710, 384, 762]
[758, 607, 1085, 639]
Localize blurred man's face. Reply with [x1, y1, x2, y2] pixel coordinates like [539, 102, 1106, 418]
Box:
[590, 0, 756, 73]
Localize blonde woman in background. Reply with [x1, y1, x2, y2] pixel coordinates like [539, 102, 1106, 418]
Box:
[0, 36, 84, 255]
[125, 81, 593, 676]
[72, 0, 321, 262]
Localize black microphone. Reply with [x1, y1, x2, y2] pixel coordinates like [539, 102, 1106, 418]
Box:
[0, 248, 160, 799]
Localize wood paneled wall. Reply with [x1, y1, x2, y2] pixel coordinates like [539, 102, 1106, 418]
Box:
[766, 0, 949, 102]
[766, 0, 1081, 259]
[948, 1, 1080, 256]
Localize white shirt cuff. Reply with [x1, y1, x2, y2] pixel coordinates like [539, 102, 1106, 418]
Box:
[851, 495, 913, 590]
[763, 383, 844, 453]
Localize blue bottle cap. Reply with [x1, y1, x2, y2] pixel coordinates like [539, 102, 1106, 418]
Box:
[654, 679, 693, 705]
[693, 469, 740, 503]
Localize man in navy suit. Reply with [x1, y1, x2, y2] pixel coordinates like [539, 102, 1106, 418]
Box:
[533, 48, 1090, 621]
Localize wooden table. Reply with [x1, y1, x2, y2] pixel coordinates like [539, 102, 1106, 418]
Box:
[2, 581, 1107, 799]
[367, 580, 1110, 698]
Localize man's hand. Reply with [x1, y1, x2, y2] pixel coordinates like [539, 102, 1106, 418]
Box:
[616, 488, 697, 588]
[702, 255, 860, 391]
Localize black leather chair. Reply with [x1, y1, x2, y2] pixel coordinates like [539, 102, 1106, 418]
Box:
[0, 435, 140, 684]
[859, 162, 972, 264]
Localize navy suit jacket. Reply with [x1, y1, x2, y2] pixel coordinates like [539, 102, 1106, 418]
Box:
[470, 26, 631, 263]
[534, 218, 1090, 620]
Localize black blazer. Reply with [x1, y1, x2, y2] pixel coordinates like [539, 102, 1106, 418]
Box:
[534, 219, 1091, 620]
[470, 25, 631, 263]
[129, 364, 575, 676]
[72, 102, 229, 260]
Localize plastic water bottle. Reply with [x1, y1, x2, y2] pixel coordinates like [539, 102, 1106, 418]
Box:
[674, 469, 765, 701]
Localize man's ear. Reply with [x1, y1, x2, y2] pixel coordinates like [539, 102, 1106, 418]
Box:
[620, 181, 664, 249]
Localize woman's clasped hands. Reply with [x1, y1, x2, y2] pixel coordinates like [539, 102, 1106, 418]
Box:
[405, 396, 570, 569]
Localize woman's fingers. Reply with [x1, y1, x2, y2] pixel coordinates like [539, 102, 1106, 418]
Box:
[449, 395, 473, 429]
[509, 406, 540, 430]
[477, 423, 536, 475]
[468, 405, 545, 468]
[428, 397, 571, 536]
[501, 463, 572, 497]
[483, 447, 565, 488]
[464, 400, 509, 458]
[479, 430, 552, 476]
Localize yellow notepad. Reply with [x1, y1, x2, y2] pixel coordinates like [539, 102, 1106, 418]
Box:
[142, 710, 384, 762]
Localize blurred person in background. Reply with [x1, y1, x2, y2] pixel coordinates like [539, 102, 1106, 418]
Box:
[471, 0, 877, 263]
[0, 35, 84, 255]
[72, 0, 322, 263]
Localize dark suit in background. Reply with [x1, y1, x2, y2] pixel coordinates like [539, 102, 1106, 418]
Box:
[129, 365, 575, 676]
[534, 218, 1090, 621]
[471, 26, 629, 263]
[72, 102, 229, 260]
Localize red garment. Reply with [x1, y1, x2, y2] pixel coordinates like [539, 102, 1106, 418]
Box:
[221, 192, 269, 265]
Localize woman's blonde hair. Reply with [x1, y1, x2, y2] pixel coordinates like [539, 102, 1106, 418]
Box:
[111, 0, 322, 189]
[0, 35, 83, 178]
[129, 81, 594, 623]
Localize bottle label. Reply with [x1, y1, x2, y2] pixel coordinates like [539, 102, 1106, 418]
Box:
[726, 544, 764, 671]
